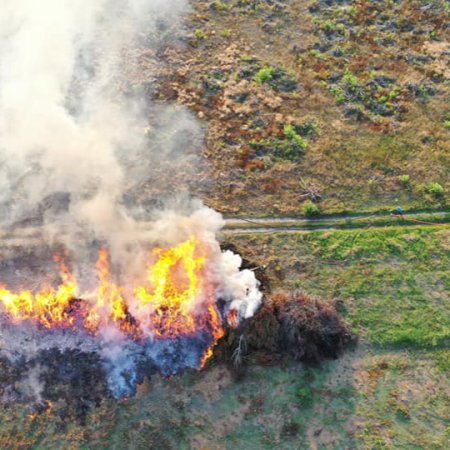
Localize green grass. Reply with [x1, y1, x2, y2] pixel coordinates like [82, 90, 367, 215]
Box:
[230, 226, 450, 349]
[1, 226, 449, 449]
[223, 225, 450, 448]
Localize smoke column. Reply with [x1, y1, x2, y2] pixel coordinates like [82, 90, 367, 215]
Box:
[0, 0, 262, 402]
[0, 0, 194, 264]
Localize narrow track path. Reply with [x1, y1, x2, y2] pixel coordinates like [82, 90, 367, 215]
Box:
[223, 210, 450, 234]
[0, 211, 447, 248]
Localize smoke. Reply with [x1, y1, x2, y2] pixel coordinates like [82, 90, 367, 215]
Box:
[0, 0, 263, 402]
[0, 0, 196, 264]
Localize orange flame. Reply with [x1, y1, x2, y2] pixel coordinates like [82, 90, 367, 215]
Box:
[135, 238, 206, 337]
[85, 248, 128, 332]
[0, 259, 77, 329]
[227, 309, 238, 328]
[0, 238, 228, 366]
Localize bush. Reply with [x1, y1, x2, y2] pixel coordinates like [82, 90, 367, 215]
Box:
[249, 138, 304, 161]
[398, 175, 411, 190]
[398, 174, 410, 184]
[210, 1, 231, 11]
[302, 200, 319, 217]
[254, 66, 297, 92]
[194, 29, 207, 40]
[244, 291, 356, 363]
[296, 385, 314, 407]
[255, 66, 277, 84]
[284, 124, 308, 151]
[292, 119, 318, 137]
[426, 182, 444, 196]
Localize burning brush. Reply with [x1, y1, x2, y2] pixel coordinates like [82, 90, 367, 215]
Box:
[0, 215, 262, 407]
[0, 0, 263, 419]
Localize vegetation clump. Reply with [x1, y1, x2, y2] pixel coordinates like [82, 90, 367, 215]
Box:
[249, 137, 304, 161]
[329, 71, 404, 119]
[194, 28, 207, 40]
[302, 200, 320, 217]
[443, 114, 450, 129]
[209, 1, 232, 11]
[242, 291, 356, 364]
[426, 182, 444, 197]
[254, 65, 297, 92]
[283, 124, 308, 151]
[247, 118, 318, 163]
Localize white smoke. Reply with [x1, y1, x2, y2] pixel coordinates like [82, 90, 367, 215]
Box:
[0, 0, 193, 260]
[0, 0, 262, 350]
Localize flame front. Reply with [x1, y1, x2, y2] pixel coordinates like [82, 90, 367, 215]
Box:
[85, 248, 128, 332]
[135, 239, 206, 337]
[0, 238, 227, 367]
[0, 259, 77, 329]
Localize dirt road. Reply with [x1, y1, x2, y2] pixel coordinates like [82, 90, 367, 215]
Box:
[223, 210, 450, 234]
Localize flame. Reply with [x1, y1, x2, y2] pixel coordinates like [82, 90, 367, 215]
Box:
[200, 303, 225, 368]
[227, 309, 238, 328]
[0, 238, 231, 366]
[85, 248, 128, 332]
[0, 259, 77, 329]
[46, 401, 53, 415]
[135, 238, 206, 337]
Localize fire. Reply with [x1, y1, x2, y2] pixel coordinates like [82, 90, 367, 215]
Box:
[135, 238, 206, 337]
[86, 248, 128, 332]
[227, 309, 238, 328]
[0, 238, 231, 366]
[0, 259, 77, 329]
[200, 303, 225, 368]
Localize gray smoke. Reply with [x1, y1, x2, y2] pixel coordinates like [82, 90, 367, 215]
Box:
[0, 0, 262, 402]
[0, 0, 198, 269]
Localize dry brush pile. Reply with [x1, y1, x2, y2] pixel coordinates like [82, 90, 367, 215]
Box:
[216, 290, 357, 372]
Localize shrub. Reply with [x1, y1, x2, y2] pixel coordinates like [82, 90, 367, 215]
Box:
[329, 85, 346, 104]
[210, 1, 231, 11]
[249, 138, 304, 161]
[284, 124, 308, 151]
[302, 200, 319, 217]
[292, 119, 318, 137]
[342, 70, 359, 89]
[220, 28, 232, 38]
[194, 29, 207, 40]
[398, 174, 411, 188]
[255, 66, 277, 84]
[254, 66, 297, 92]
[296, 385, 314, 407]
[426, 182, 444, 196]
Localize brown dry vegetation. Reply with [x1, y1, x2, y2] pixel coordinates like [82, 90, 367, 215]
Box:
[245, 291, 355, 362]
[144, 0, 450, 215]
[214, 290, 356, 377]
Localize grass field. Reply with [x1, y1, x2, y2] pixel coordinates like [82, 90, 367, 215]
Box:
[1, 224, 448, 449]
[1, 0, 449, 448]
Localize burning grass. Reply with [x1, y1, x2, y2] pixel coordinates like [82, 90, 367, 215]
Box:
[0, 233, 263, 414]
[1, 225, 447, 447]
[0, 238, 223, 343]
[0, 235, 357, 424]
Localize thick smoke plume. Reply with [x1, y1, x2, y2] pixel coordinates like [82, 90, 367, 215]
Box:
[0, 0, 195, 264]
[0, 0, 262, 403]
